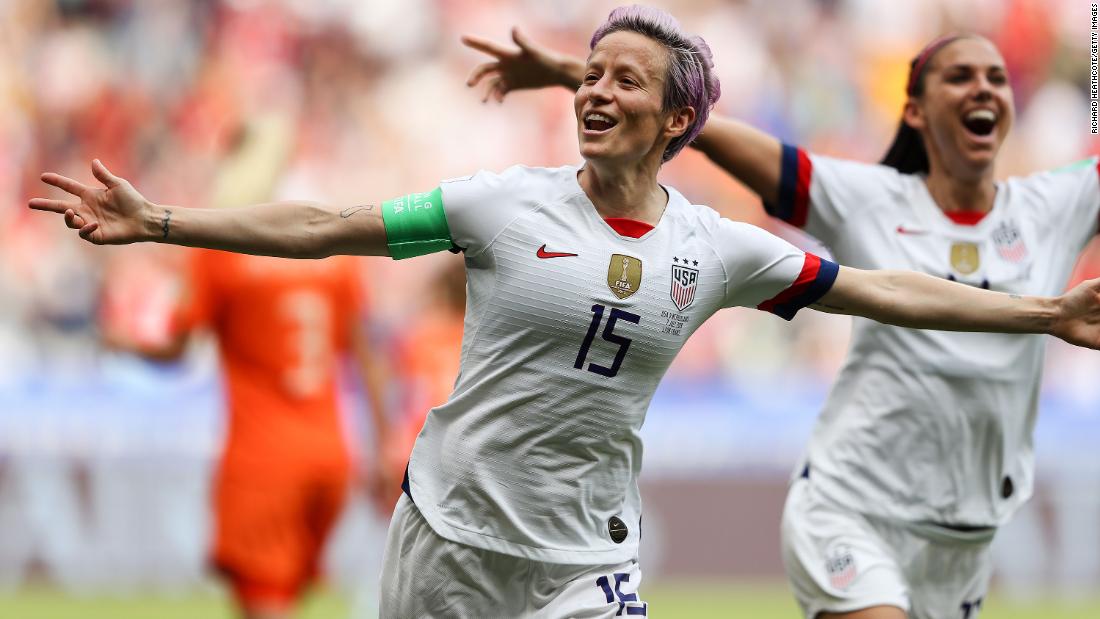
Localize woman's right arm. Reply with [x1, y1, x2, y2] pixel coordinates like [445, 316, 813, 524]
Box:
[693, 116, 782, 205]
[28, 159, 389, 258]
[463, 29, 784, 204]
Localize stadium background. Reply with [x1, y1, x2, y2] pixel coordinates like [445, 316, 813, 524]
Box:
[2, 0, 1100, 616]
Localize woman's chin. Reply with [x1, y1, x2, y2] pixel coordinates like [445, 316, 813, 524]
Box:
[960, 148, 998, 173]
[579, 144, 611, 163]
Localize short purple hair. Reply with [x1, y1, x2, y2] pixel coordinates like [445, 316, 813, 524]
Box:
[590, 5, 721, 162]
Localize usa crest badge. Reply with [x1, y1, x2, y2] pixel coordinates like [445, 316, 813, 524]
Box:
[825, 543, 858, 590]
[992, 220, 1028, 263]
[607, 254, 642, 299]
[950, 242, 980, 275]
[670, 264, 698, 311]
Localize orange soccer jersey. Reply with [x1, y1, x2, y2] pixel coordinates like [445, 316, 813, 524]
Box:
[180, 249, 367, 598]
[182, 249, 365, 472]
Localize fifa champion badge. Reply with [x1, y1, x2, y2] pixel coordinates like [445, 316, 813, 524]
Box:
[608, 254, 642, 299]
[950, 242, 980, 275]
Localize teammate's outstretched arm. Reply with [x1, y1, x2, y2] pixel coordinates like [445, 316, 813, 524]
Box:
[462, 28, 783, 204]
[815, 266, 1100, 349]
[463, 28, 584, 102]
[28, 160, 388, 258]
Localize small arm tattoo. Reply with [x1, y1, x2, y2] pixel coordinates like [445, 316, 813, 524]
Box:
[340, 205, 375, 218]
[1008, 293, 1022, 300]
[161, 209, 172, 239]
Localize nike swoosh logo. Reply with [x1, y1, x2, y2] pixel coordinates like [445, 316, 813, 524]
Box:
[896, 226, 928, 235]
[536, 245, 578, 259]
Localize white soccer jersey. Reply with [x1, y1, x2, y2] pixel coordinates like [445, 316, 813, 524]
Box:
[401, 164, 837, 564]
[768, 147, 1100, 527]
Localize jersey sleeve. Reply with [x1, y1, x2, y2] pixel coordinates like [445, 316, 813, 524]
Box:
[439, 165, 546, 258]
[713, 218, 839, 320]
[173, 249, 221, 334]
[764, 143, 905, 244]
[1024, 156, 1100, 250]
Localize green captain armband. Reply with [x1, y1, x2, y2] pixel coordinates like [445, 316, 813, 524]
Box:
[1051, 158, 1096, 174]
[381, 187, 452, 259]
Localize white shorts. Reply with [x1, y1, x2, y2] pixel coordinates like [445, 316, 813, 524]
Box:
[380, 495, 648, 618]
[781, 478, 994, 619]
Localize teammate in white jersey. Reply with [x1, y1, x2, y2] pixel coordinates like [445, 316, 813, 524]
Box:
[465, 27, 1100, 619]
[31, 9, 1100, 617]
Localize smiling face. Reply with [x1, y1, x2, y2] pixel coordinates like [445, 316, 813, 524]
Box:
[574, 31, 692, 169]
[905, 37, 1014, 176]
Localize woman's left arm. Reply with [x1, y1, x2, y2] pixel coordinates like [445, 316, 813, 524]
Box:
[815, 266, 1100, 349]
[28, 160, 389, 258]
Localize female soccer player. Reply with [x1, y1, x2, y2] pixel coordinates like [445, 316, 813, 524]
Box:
[31, 9, 1100, 617]
[464, 26, 1100, 619]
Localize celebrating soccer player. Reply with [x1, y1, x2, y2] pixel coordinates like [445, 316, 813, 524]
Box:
[30, 7, 1100, 617]
[464, 24, 1100, 619]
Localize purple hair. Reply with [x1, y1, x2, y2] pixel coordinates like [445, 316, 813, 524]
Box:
[590, 5, 721, 162]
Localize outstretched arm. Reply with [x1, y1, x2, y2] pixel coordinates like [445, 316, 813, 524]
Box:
[28, 160, 388, 258]
[815, 266, 1100, 349]
[692, 116, 783, 206]
[463, 28, 784, 204]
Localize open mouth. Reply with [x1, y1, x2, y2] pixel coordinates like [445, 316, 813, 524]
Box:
[961, 109, 997, 137]
[584, 112, 618, 133]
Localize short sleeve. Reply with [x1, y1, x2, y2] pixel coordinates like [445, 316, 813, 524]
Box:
[713, 218, 839, 320]
[1021, 156, 1100, 251]
[764, 144, 906, 245]
[174, 249, 221, 334]
[439, 165, 550, 258]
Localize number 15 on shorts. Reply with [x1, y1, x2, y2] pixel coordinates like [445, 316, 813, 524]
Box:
[596, 573, 647, 616]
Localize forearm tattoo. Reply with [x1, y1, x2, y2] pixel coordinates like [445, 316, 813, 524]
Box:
[161, 209, 172, 239]
[340, 205, 375, 219]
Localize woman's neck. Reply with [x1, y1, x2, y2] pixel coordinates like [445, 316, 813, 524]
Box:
[578, 160, 668, 225]
[924, 165, 997, 214]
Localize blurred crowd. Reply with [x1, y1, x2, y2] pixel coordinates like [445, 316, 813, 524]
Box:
[2, 0, 1099, 394]
[1, 0, 1100, 595]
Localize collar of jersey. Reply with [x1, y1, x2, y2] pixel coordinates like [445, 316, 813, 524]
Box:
[570, 164, 676, 241]
[916, 177, 1004, 232]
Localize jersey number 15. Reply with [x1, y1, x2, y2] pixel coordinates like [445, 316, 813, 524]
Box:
[574, 304, 640, 378]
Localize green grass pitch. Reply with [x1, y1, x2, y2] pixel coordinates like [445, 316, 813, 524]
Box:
[1, 582, 1098, 618]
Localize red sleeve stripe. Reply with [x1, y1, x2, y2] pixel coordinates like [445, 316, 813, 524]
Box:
[763, 144, 813, 228]
[756, 253, 839, 321]
[793, 148, 811, 227]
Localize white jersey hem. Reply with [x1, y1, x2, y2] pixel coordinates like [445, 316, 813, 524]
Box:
[408, 495, 640, 566]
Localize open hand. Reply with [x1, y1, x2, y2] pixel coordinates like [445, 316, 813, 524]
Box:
[1052, 277, 1100, 349]
[28, 160, 153, 245]
[462, 27, 581, 103]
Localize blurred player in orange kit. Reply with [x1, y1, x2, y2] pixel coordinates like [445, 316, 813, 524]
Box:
[104, 117, 394, 619]
[384, 259, 466, 510]
[187, 249, 392, 619]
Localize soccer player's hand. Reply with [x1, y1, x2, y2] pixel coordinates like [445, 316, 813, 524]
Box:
[29, 159, 153, 245]
[462, 27, 582, 102]
[1052, 276, 1100, 349]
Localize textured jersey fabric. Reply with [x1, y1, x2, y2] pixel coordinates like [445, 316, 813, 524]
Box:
[405, 164, 837, 563]
[769, 147, 1100, 527]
